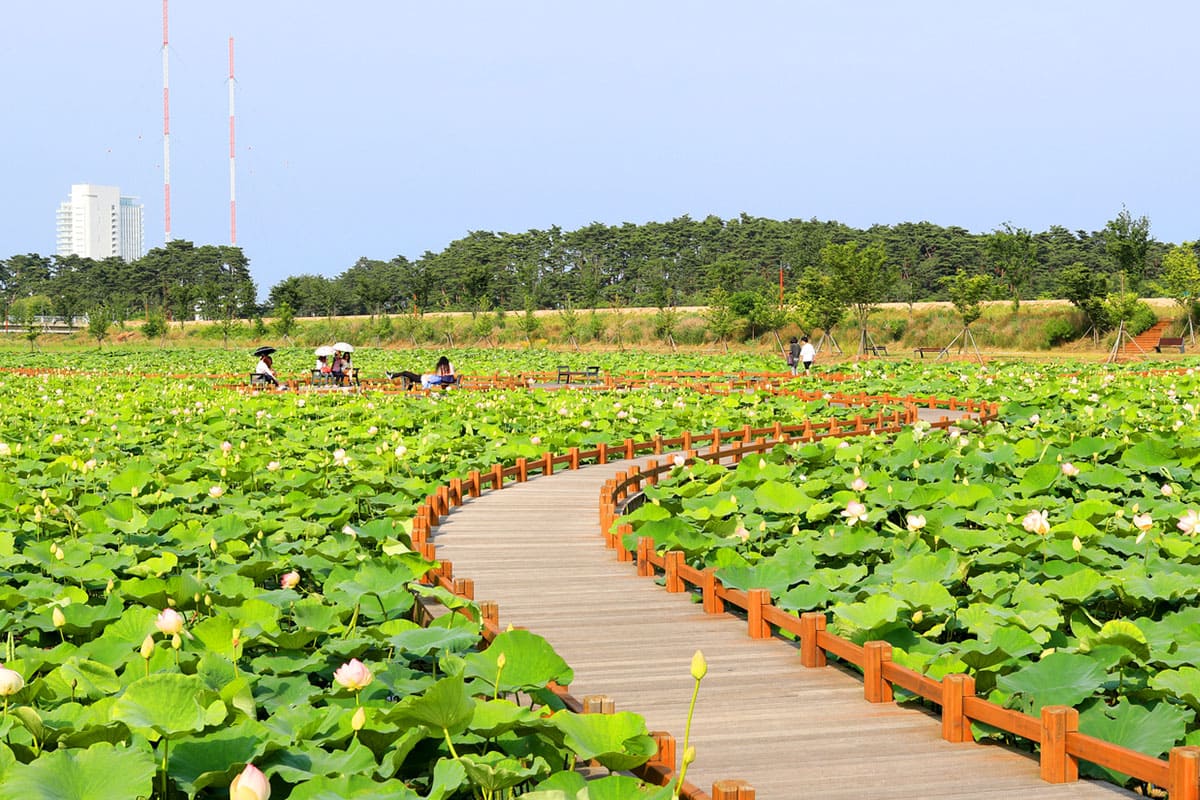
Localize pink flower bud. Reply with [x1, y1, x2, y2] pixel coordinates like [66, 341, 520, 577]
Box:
[230, 763, 271, 800]
[155, 608, 185, 636]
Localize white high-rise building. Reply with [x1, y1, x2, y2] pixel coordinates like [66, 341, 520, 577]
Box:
[55, 184, 144, 262]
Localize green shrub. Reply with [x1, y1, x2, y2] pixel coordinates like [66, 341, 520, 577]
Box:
[1042, 317, 1078, 349]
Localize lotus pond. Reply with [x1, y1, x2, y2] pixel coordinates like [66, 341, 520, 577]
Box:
[0, 349, 1197, 796]
[621, 362, 1200, 784]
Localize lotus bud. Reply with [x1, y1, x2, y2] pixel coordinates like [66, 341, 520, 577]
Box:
[231, 628, 241, 649]
[193, 592, 201, 605]
[204, 594, 213, 607]
[496, 652, 507, 670]
[171, 633, 182, 650]
[230, 763, 271, 800]
[105, 578, 114, 596]
[351, 705, 367, 731]
[52, 607, 66, 629]
[682, 745, 696, 766]
[1071, 536, 1083, 553]
[690, 650, 708, 681]
[141, 635, 155, 660]
[912, 609, 924, 624]
[0, 666, 24, 696]
[280, 571, 300, 590]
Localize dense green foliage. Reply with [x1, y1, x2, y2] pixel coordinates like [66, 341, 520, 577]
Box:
[8, 213, 1193, 327]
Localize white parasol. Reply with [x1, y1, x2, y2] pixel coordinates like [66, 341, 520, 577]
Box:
[314, 345, 336, 357]
[332, 342, 355, 353]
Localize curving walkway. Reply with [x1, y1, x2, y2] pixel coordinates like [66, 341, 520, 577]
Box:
[430, 453, 1135, 799]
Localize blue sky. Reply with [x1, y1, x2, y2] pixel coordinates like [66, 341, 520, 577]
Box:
[3, 2, 1196, 297]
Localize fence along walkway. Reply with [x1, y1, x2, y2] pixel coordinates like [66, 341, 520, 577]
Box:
[430, 456, 1135, 799]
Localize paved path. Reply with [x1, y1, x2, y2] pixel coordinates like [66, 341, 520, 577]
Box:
[431, 456, 1134, 799]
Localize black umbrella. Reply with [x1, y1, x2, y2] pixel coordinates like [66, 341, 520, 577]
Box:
[253, 346, 276, 357]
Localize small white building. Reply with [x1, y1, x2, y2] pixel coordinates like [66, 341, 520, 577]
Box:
[56, 183, 144, 262]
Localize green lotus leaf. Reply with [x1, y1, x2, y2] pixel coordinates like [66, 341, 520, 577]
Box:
[44, 657, 121, 701]
[752, 480, 812, 515]
[892, 550, 958, 584]
[832, 594, 905, 634]
[1149, 667, 1200, 710]
[1079, 699, 1189, 783]
[891, 581, 956, 615]
[1016, 462, 1060, 497]
[268, 738, 380, 783]
[168, 721, 269, 796]
[996, 652, 1109, 714]
[460, 750, 551, 793]
[1121, 437, 1177, 472]
[715, 562, 800, 596]
[776, 582, 836, 612]
[388, 672, 475, 735]
[1117, 570, 1198, 604]
[1078, 619, 1150, 664]
[1041, 567, 1109, 603]
[549, 709, 657, 772]
[0, 741, 156, 800]
[388, 625, 480, 657]
[463, 629, 573, 693]
[951, 627, 1041, 671]
[287, 774, 421, 800]
[111, 673, 216, 738]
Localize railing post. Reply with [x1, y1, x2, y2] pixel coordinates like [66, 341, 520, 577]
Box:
[491, 463, 504, 490]
[598, 442, 608, 464]
[941, 673, 975, 743]
[747, 588, 771, 639]
[799, 612, 827, 667]
[452, 577, 473, 600]
[701, 568, 724, 614]
[478, 600, 499, 631]
[624, 438, 634, 459]
[569, 446, 580, 469]
[682, 431, 692, 452]
[863, 641, 893, 703]
[653, 434, 664, 455]
[645, 459, 658, 486]
[543, 451, 554, 476]
[1169, 746, 1200, 800]
[712, 780, 755, 799]
[664, 551, 685, 593]
[448, 477, 463, 506]
[1039, 706, 1079, 783]
[582, 694, 615, 714]
[637, 537, 655, 577]
[615, 523, 634, 562]
[516, 457, 528, 482]
[649, 731, 676, 777]
[467, 470, 481, 498]
[711, 427, 722, 455]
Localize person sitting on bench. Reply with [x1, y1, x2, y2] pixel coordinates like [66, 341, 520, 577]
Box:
[421, 356, 456, 388]
[255, 354, 279, 387]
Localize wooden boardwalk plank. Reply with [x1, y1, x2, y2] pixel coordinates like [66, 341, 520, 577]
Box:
[432, 460, 1136, 799]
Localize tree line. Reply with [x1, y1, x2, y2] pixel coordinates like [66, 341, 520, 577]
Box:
[3, 210, 1196, 338]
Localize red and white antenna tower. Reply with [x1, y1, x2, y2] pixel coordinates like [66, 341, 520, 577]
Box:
[228, 36, 237, 245]
[162, 0, 172, 242]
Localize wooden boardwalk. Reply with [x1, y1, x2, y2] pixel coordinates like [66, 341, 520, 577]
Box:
[431, 459, 1135, 799]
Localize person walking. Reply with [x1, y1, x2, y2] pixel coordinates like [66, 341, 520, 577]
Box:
[800, 335, 816, 372]
[787, 336, 802, 376]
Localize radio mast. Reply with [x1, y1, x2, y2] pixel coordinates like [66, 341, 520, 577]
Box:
[228, 36, 237, 245]
[162, 0, 172, 242]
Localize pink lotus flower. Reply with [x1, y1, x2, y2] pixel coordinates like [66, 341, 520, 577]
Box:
[280, 571, 300, 590]
[905, 514, 926, 532]
[230, 763, 271, 800]
[1132, 513, 1153, 532]
[851, 478, 868, 492]
[1060, 462, 1079, 477]
[1022, 509, 1050, 536]
[1177, 509, 1200, 536]
[841, 500, 868, 526]
[333, 658, 374, 692]
[155, 608, 185, 636]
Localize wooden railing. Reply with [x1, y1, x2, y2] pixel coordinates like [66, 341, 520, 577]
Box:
[593, 414, 1200, 799]
[402, 389, 981, 799]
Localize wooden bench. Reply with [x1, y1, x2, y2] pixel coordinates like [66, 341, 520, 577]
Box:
[311, 370, 336, 386]
[864, 345, 888, 356]
[249, 372, 277, 387]
[556, 365, 600, 384]
[914, 347, 946, 359]
[1155, 336, 1186, 353]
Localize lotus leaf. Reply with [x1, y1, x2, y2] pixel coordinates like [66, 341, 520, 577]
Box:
[463, 629, 573, 693]
[996, 652, 1109, 714]
[1079, 619, 1151, 664]
[287, 774, 422, 800]
[1079, 699, 1189, 783]
[549, 709, 657, 772]
[168, 721, 269, 796]
[111, 673, 219, 738]
[269, 738, 380, 783]
[0, 741, 157, 800]
[388, 672, 475, 736]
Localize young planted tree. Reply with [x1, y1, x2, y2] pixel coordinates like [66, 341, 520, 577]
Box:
[820, 241, 892, 356]
[272, 301, 297, 343]
[987, 223, 1036, 313]
[1158, 242, 1200, 340]
[558, 301, 581, 349]
[940, 270, 992, 361]
[1104, 206, 1152, 292]
[1058, 262, 1109, 343]
[87, 306, 112, 348]
[520, 295, 541, 348]
[791, 267, 847, 353]
[703, 288, 738, 352]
